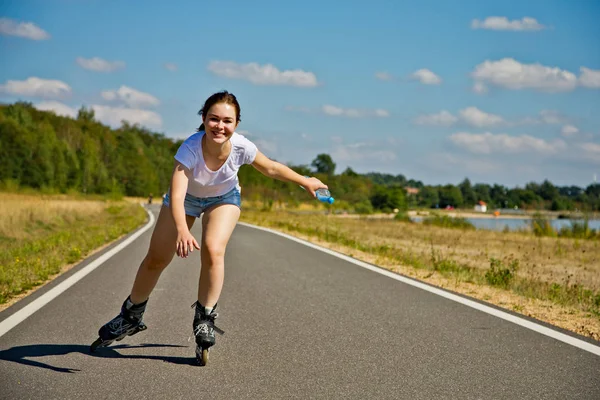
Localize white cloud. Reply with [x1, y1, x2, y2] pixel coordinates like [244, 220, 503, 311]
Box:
[32, 101, 167, 129]
[287, 105, 389, 118]
[472, 58, 578, 92]
[561, 125, 579, 137]
[518, 110, 567, 126]
[450, 132, 566, 155]
[472, 81, 488, 94]
[538, 110, 566, 125]
[459, 107, 504, 128]
[164, 63, 178, 72]
[77, 57, 126, 72]
[578, 143, 600, 164]
[0, 77, 71, 99]
[375, 72, 393, 81]
[579, 67, 600, 89]
[426, 152, 500, 175]
[34, 101, 77, 118]
[91, 105, 162, 128]
[331, 139, 397, 164]
[411, 69, 442, 85]
[322, 104, 390, 118]
[0, 17, 50, 40]
[207, 60, 318, 87]
[471, 17, 546, 31]
[413, 110, 458, 126]
[101, 86, 160, 108]
[414, 107, 503, 128]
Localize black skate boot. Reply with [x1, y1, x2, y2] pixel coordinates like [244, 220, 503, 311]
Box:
[90, 297, 148, 352]
[192, 301, 224, 366]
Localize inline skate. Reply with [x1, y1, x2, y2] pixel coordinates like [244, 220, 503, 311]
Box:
[192, 301, 224, 366]
[90, 297, 148, 352]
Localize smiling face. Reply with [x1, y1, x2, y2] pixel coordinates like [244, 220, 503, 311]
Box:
[202, 102, 239, 144]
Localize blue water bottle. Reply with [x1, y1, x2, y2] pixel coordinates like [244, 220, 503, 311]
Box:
[315, 188, 335, 204]
[303, 176, 334, 204]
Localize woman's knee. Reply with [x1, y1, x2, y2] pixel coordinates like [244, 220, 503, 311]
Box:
[202, 241, 226, 264]
[143, 250, 174, 271]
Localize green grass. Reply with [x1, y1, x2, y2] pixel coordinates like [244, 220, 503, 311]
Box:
[0, 202, 147, 304]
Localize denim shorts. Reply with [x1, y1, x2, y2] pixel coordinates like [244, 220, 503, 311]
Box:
[162, 187, 241, 218]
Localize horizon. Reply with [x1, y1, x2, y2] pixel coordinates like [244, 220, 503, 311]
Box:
[1, 0, 598, 188]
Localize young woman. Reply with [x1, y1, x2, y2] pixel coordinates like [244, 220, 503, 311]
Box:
[91, 91, 328, 365]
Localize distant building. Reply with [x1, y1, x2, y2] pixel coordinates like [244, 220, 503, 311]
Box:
[405, 187, 420, 195]
[474, 201, 487, 213]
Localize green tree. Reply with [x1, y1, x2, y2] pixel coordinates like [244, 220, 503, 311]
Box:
[417, 186, 439, 208]
[508, 188, 541, 208]
[490, 184, 508, 208]
[406, 179, 424, 189]
[77, 106, 96, 122]
[458, 178, 477, 207]
[438, 185, 463, 208]
[311, 154, 336, 175]
[473, 183, 492, 204]
[341, 167, 359, 177]
[539, 179, 559, 202]
[370, 185, 406, 212]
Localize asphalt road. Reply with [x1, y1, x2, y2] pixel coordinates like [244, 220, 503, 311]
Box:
[1, 205, 599, 399]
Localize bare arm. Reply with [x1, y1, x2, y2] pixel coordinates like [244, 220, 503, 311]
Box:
[251, 150, 327, 197]
[170, 162, 199, 257]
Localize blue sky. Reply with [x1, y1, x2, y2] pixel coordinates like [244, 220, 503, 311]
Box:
[1, 0, 599, 188]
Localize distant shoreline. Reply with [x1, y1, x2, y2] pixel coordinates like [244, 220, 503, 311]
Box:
[334, 210, 600, 221]
[416, 210, 600, 221]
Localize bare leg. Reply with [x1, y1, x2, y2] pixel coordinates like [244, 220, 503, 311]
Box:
[129, 205, 196, 304]
[197, 204, 241, 308]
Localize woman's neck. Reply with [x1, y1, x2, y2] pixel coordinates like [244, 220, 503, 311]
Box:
[202, 134, 230, 159]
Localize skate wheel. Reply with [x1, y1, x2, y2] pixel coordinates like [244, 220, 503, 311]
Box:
[90, 338, 104, 352]
[199, 348, 209, 366]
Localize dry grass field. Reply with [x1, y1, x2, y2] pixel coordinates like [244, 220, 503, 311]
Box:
[1, 192, 598, 340]
[240, 210, 600, 340]
[0, 193, 147, 307]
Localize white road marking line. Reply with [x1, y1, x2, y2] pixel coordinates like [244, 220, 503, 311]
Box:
[0, 208, 155, 338]
[238, 222, 600, 357]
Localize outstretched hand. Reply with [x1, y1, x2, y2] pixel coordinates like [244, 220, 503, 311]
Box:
[176, 230, 200, 258]
[303, 176, 328, 198]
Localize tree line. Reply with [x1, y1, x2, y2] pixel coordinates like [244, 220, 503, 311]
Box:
[1, 102, 599, 213]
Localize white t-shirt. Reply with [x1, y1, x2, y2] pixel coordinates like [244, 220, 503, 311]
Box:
[174, 131, 258, 197]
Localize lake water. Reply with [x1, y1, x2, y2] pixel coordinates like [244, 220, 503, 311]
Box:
[411, 217, 600, 232]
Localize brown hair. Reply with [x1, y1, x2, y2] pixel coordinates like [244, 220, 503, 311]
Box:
[197, 90, 241, 131]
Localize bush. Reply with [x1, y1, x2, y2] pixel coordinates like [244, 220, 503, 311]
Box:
[422, 215, 475, 230]
[394, 211, 412, 222]
[531, 212, 555, 237]
[0, 179, 20, 192]
[485, 258, 518, 288]
[354, 200, 374, 214]
[558, 218, 597, 239]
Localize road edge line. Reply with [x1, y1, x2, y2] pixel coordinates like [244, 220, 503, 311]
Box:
[238, 221, 600, 357]
[0, 207, 155, 338]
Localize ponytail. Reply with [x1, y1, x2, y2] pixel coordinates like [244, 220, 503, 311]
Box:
[198, 123, 205, 132]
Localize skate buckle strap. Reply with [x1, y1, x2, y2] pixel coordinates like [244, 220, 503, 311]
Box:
[191, 302, 225, 335]
[191, 305, 225, 336]
[199, 313, 225, 335]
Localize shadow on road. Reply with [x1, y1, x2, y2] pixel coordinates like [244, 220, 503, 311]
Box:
[0, 343, 196, 373]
